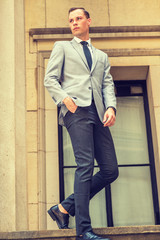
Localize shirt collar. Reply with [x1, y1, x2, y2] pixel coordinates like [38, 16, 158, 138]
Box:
[74, 36, 91, 46]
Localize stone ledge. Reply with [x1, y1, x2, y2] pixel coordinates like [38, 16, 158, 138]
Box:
[0, 226, 160, 240]
[29, 26, 160, 36]
[38, 48, 160, 58]
[103, 48, 160, 57]
[29, 26, 160, 41]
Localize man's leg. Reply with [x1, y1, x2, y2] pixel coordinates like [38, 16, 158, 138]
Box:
[61, 107, 118, 217]
[63, 107, 95, 236]
[91, 123, 119, 197]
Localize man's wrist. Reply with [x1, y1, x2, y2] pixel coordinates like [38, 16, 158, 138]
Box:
[62, 96, 70, 104]
[107, 106, 116, 115]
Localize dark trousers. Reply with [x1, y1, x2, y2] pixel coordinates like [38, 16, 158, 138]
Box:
[62, 102, 118, 236]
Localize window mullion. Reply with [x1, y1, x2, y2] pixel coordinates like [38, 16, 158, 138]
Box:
[105, 184, 113, 227]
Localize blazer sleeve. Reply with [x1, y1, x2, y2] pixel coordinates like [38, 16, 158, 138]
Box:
[102, 54, 117, 110]
[44, 42, 69, 106]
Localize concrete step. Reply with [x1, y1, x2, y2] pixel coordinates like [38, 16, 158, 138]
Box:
[0, 226, 160, 240]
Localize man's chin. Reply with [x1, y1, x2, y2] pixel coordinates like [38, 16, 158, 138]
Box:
[74, 33, 84, 40]
[73, 31, 81, 37]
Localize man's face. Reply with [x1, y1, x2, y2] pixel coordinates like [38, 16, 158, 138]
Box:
[69, 9, 91, 40]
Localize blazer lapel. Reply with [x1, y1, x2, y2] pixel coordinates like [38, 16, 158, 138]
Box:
[91, 46, 97, 73]
[70, 39, 98, 72]
[71, 39, 89, 68]
[70, 39, 90, 70]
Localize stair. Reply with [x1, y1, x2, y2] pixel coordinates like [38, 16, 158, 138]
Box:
[0, 226, 160, 240]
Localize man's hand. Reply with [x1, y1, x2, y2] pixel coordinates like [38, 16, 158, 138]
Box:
[103, 107, 116, 127]
[63, 96, 78, 113]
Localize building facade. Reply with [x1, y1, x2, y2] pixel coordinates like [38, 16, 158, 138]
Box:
[0, 0, 160, 233]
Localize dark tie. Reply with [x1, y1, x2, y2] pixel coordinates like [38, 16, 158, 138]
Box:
[81, 41, 92, 70]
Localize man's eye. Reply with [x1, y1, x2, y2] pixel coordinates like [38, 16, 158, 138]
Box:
[77, 17, 82, 20]
[69, 19, 73, 23]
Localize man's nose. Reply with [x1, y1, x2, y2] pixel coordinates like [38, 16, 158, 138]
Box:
[73, 20, 77, 25]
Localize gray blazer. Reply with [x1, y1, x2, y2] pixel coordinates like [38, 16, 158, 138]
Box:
[44, 38, 116, 125]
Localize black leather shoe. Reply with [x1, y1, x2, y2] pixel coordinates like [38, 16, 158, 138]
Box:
[77, 231, 111, 240]
[48, 205, 70, 229]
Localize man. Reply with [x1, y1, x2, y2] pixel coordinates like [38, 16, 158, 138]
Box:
[44, 7, 119, 240]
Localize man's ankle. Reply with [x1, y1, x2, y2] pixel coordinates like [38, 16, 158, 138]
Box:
[58, 204, 69, 214]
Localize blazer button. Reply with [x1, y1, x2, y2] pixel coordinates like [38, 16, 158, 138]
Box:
[88, 87, 92, 90]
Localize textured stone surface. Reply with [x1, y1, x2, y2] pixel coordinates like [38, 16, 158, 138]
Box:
[25, 0, 45, 30]
[109, 0, 160, 26]
[1, 226, 160, 240]
[0, 0, 27, 231]
[1, 0, 160, 233]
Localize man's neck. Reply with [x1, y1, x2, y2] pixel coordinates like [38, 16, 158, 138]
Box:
[79, 37, 89, 41]
[73, 33, 90, 41]
[74, 36, 90, 43]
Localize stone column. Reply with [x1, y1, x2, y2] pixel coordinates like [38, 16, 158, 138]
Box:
[147, 66, 160, 211]
[0, 0, 27, 231]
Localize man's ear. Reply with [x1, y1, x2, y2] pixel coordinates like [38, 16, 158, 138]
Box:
[88, 18, 92, 27]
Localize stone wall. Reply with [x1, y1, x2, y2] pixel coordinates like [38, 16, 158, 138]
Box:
[24, 0, 160, 230]
[0, 0, 160, 232]
[0, 0, 27, 231]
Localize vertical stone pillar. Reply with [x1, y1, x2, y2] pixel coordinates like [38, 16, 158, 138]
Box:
[0, 0, 27, 231]
[147, 66, 160, 211]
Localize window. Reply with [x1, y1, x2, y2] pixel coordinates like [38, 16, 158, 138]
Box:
[58, 81, 159, 228]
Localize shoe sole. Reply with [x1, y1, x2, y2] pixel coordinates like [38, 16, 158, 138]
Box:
[48, 209, 62, 229]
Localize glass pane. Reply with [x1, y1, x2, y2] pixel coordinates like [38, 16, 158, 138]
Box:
[111, 167, 155, 226]
[63, 127, 76, 166]
[110, 96, 150, 165]
[63, 168, 75, 228]
[90, 168, 108, 228]
[131, 86, 143, 94]
[64, 168, 75, 197]
[64, 168, 107, 228]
